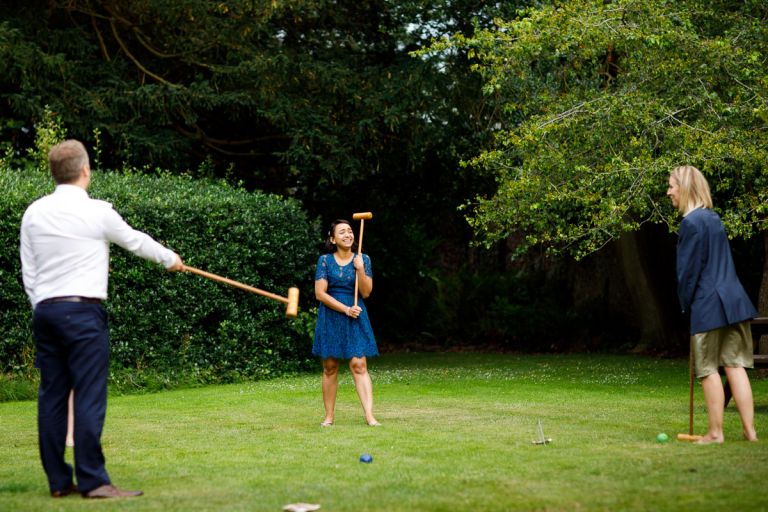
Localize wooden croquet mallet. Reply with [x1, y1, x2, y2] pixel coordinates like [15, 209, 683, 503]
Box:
[677, 337, 702, 442]
[352, 212, 373, 308]
[182, 265, 299, 318]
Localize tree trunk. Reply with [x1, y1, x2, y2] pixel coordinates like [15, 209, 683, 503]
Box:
[616, 231, 667, 346]
[758, 231, 768, 353]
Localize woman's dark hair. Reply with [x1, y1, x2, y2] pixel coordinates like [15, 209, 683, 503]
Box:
[325, 219, 357, 253]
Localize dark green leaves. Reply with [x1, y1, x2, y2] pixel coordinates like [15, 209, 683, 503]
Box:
[430, 0, 768, 257]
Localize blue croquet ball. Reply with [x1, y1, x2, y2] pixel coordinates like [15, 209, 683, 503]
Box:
[656, 433, 669, 443]
[359, 453, 373, 463]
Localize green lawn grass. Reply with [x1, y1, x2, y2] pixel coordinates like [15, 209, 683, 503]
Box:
[1, 352, 766, 511]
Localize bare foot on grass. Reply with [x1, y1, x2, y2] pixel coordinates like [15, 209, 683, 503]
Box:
[744, 428, 758, 442]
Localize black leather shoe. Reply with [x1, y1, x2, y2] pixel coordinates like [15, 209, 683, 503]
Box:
[51, 483, 78, 498]
[82, 484, 143, 499]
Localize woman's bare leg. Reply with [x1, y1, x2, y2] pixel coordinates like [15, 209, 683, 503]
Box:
[698, 373, 725, 444]
[724, 367, 757, 441]
[321, 358, 340, 425]
[65, 390, 74, 447]
[350, 357, 378, 425]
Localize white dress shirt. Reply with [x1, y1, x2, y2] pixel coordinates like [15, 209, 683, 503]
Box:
[20, 184, 177, 307]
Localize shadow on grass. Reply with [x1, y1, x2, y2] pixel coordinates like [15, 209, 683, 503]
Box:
[0, 482, 36, 494]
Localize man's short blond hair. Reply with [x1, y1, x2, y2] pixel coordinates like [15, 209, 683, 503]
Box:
[670, 165, 713, 215]
[48, 140, 89, 184]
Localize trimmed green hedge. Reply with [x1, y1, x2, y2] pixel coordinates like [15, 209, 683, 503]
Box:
[0, 167, 319, 384]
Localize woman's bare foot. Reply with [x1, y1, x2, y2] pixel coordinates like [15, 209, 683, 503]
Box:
[743, 428, 758, 442]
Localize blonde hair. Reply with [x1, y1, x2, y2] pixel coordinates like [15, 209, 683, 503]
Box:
[48, 140, 89, 184]
[670, 165, 712, 215]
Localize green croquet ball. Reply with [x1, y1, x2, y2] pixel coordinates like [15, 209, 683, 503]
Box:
[360, 453, 373, 463]
[656, 433, 669, 443]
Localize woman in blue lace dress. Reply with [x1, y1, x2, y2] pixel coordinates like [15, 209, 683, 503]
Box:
[313, 219, 380, 427]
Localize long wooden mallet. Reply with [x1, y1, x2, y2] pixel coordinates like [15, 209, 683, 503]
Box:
[182, 265, 299, 318]
[677, 336, 702, 442]
[352, 212, 373, 307]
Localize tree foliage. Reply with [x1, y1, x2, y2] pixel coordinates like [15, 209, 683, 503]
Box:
[427, 0, 768, 258]
[1, 0, 518, 198]
[0, 0, 534, 347]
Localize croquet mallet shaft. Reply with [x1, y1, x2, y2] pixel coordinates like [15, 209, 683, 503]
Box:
[351, 212, 373, 307]
[688, 336, 695, 435]
[676, 336, 699, 442]
[183, 265, 299, 317]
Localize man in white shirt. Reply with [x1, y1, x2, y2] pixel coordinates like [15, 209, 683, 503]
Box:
[20, 139, 184, 499]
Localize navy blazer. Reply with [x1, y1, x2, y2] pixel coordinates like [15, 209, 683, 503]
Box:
[676, 207, 758, 334]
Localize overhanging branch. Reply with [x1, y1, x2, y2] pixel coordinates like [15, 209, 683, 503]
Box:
[174, 122, 289, 157]
[110, 18, 180, 88]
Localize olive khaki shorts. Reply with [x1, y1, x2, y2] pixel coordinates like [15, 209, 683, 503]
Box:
[692, 321, 754, 379]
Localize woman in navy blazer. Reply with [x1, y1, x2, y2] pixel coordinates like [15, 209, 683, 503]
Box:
[668, 165, 758, 443]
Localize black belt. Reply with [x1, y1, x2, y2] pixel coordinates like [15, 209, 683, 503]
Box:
[39, 296, 102, 305]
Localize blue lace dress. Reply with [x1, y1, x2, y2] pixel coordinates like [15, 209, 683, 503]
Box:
[312, 253, 378, 359]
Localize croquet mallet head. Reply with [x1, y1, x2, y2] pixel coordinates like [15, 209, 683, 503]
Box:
[286, 287, 300, 318]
